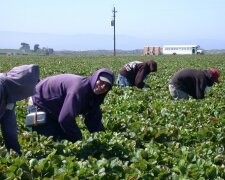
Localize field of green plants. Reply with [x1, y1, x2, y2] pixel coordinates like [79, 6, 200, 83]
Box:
[0, 55, 225, 179]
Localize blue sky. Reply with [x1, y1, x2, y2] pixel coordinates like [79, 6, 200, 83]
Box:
[0, 0, 225, 50]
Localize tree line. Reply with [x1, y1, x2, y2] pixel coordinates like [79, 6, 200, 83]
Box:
[20, 42, 54, 55]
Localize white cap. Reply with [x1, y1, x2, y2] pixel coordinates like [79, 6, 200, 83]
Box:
[99, 73, 113, 86]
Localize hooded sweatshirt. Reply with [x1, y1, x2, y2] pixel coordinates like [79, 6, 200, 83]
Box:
[32, 68, 114, 142]
[119, 60, 157, 88]
[169, 68, 215, 99]
[0, 64, 40, 154]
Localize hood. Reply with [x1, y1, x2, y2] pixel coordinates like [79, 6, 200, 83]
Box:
[146, 60, 157, 72]
[89, 68, 114, 91]
[3, 64, 40, 103]
[88, 68, 114, 104]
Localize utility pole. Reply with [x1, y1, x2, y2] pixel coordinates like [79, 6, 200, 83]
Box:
[111, 6, 117, 56]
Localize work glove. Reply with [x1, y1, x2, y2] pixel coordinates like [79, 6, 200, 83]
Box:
[143, 84, 151, 89]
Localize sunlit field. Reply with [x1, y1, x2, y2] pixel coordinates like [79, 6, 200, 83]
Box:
[0, 54, 225, 179]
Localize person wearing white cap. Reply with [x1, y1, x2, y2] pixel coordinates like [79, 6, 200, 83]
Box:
[28, 68, 114, 143]
[93, 72, 113, 95]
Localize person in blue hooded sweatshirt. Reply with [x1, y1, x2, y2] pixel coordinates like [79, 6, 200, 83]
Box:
[0, 64, 40, 155]
[28, 68, 114, 143]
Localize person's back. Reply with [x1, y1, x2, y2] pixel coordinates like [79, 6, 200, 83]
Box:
[169, 68, 219, 100]
[118, 60, 157, 88]
[32, 74, 91, 118]
[1, 64, 40, 103]
[0, 64, 40, 155]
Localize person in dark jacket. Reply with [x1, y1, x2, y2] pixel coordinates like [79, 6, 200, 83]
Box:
[117, 60, 157, 89]
[0, 64, 40, 155]
[169, 68, 220, 100]
[28, 68, 114, 143]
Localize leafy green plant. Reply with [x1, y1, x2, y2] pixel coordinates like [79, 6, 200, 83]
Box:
[0, 55, 225, 179]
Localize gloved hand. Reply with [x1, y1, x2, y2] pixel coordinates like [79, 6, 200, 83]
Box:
[144, 84, 151, 89]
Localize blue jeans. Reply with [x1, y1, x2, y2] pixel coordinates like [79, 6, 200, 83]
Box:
[168, 84, 189, 100]
[27, 97, 36, 113]
[117, 74, 132, 88]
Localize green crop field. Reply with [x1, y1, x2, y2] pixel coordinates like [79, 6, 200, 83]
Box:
[0, 55, 225, 179]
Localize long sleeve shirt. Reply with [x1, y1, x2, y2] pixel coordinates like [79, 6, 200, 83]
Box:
[119, 60, 157, 88]
[0, 64, 40, 154]
[32, 68, 114, 142]
[169, 68, 215, 99]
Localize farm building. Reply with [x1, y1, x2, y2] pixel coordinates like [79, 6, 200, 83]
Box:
[143, 46, 162, 56]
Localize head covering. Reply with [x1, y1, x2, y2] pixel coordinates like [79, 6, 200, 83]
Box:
[147, 60, 157, 72]
[90, 68, 114, 90]
[210, 68, 220, 83]
[89, 68, 114, 105]
[4, 64, 40, 103]
[99, 72, 113, 86]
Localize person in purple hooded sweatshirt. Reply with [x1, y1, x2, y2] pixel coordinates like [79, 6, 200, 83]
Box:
[0, 64, 40, 155]
[28, 68, 114, 143]
[117, 60, 157, 89]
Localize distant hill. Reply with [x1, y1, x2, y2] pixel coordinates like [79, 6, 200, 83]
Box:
[53, 49, 144, 56]
[0, 31, 225, 51]
[204, 49, 225, 54]
[0, 48, 144, 56]
[1, 48, 225, 56]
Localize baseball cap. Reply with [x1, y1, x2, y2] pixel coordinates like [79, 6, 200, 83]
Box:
[210, 68, 220, 83]
[99, 73, 113, 86]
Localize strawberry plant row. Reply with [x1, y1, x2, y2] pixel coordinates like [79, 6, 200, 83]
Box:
[0, 55, 224, 179]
